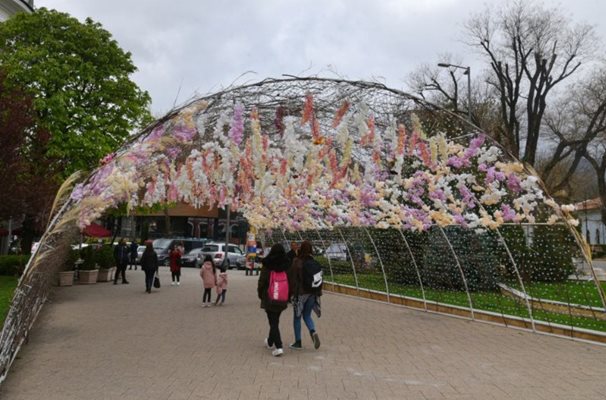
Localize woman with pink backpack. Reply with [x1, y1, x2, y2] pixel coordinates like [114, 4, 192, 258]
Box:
[257, 243, 293, 357]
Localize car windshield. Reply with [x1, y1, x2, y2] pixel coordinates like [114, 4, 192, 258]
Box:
[137, 246, 145, 251]
[153, 239, 172, 249]
[202, 245, 219, 252]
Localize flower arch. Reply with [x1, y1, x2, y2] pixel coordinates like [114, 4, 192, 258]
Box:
[2, 77, 605, 382]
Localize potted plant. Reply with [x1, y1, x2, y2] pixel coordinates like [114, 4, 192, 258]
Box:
[58, 249, 79, 287]
[78, 246, 99, 284]
[96, 245, 115, 282]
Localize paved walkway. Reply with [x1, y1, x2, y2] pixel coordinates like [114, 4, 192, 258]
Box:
[1, 268, 606, 400]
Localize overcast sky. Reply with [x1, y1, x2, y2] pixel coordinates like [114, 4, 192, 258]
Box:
[35, 0, 606, 116]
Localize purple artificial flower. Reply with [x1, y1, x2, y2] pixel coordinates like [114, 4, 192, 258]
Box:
[228, 104, 245, 146]
[506, 173, 522, 193]
[501, 204, 517, 222]
[172, 125, 197, 142]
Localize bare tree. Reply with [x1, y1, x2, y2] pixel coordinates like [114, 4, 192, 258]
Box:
[465, 0, 596, 163]
[407, 55, 505, 140]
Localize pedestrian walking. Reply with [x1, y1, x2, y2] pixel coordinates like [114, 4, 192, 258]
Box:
[200, 255, 216, 307]
[289, 240, 323, 350]
[140, 240, 158, 293]
[258, 243, 293, 357]
[113, 238, 130, 284]
[215, 267, 228, 305]
[286, 241, 299, 268]
[169, 244, 182, 285]
[128, 238, 138, 270]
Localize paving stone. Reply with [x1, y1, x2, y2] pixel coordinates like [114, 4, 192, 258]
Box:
[1, 267, 606, 399]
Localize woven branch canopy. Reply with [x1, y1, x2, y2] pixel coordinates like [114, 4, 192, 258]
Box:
[69, 77, 576, 232]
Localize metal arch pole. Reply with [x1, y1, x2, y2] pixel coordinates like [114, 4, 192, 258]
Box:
[337, 228, 360, 293]
[279, 228, 288, 244]
[492, 226, 536, 332]
[470, 196, 537, 332]
[314, 229, 334, 283]
[437, 226, 475, 320]
[397, 229, 427, 311]
[363, 226, 390, 303]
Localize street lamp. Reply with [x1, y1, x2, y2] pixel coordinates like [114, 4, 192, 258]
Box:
[437, 62, 471, 122]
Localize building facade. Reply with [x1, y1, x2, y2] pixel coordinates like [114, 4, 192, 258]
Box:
[0, 0, 33, 21]
[575, 197, 606, 245]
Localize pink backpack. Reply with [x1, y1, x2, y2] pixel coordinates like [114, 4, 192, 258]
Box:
[267, 270, 289, 305]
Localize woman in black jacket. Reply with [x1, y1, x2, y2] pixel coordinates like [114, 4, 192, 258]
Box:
[257, 243, 294, 357]
[140, 241, 158, 293]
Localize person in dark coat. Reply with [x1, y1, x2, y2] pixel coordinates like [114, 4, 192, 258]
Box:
[286, 241, 299, 268]
[257, 243, 294, 357]
[128, 239, 138, 270]
[140, 240, 158, 293]
[113, 238, 130, 284]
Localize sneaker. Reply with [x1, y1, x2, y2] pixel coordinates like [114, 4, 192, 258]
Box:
[289, 341, 302, 350]
[272, 348, 284, 357]
[264, 338, 273, 349]
[122, 281, 130, 284]
[311, 332, 321, 349]
[177, 282, 180, 286]
[171, 282, 175, 286]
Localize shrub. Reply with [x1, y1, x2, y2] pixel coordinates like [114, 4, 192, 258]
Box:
[79, 246, 97, 270]
[422, 226, 499, 292]
[527, 225, 576, 282]
[96, 245, 114, 269]
[0, 255, 29, 276]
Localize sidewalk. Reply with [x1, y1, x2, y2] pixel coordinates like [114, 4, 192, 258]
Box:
[1, 267, 605, 400]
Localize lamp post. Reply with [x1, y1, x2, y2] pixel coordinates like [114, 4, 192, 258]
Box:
[437, 62, 471, 122]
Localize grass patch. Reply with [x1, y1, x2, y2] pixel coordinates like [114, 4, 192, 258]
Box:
[0, 275, 18, 324]
[329, 273, 606, 332]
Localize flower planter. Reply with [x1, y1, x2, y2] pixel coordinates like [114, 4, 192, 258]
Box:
[97, 268, 112, 282]
[79, 269, 99, 284]
[58, 271, 74, 287]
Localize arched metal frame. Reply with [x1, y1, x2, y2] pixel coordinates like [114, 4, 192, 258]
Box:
[397, 229, 427, 312]
[437, 226, 475, 320]
[363, 227, 390, 303]
[336, 228, 360, 293]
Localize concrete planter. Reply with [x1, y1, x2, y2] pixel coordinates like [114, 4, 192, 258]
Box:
[97, 268, 113, 282]
[78, 269, 99, 284]
[58, 271, 74, 287]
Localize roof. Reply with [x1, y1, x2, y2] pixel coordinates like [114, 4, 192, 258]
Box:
[574, 197, 603, 211]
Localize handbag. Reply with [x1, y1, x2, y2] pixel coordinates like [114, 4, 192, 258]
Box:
[153, 272, 161, 288]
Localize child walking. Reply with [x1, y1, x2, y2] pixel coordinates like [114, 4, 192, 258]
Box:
[215, 267, 228, 305]
[200, 255, 216, 307]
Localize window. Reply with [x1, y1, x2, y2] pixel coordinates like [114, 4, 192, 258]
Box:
[203, 245, 219, 252]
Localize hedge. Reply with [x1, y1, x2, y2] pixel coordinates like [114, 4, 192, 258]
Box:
[0, 255, 30, 276]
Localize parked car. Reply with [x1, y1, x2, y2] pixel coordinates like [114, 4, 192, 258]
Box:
[325, 243, 349, 261]
[135, 245, 146, 264]
[180, 247, 205, 268]
[153, 238, 208, 266]
[199, 242, 246, 269]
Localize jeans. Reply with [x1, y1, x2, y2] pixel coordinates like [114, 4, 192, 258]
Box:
[294, 295, 316, 342]
[215, 289, 227, 303]
[266, 309, 283, 349]
[144, 270, 155, 291]
[171, 271, 180, 282]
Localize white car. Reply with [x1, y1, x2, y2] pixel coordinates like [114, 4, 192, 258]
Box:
[200, 243, 246, 269]
[325, 243, 349, 261]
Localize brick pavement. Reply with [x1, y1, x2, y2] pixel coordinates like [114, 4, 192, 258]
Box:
[1, 267, 605, 400]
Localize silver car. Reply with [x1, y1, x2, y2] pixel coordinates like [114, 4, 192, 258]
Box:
[199, 243, 246, 269]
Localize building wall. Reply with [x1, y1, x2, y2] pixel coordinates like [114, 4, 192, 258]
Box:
[579, 209, 605, 245]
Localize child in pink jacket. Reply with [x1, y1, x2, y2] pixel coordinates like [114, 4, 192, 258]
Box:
[215, 267, 228, 305]
[200, 255, 216, 307]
